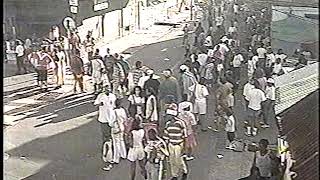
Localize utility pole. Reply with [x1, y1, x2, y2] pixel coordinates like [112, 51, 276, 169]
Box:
[138, 1, 141, 29]
[190, 0, 193, 20]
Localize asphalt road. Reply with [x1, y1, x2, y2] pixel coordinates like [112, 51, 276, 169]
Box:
[5, 3, 278, 180]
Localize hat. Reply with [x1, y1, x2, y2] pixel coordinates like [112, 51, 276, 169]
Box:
[179, 65, 189, 71]
[146, 69, 154, 75]
[179, 102, 190, 111]
[267, 78, 275, 84]
[166, 103, 178, 116]
[221, 36, 229, 42]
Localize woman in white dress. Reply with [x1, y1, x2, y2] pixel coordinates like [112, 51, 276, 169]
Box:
[111, 99, 127, 164]
[127, 119, 147, 180]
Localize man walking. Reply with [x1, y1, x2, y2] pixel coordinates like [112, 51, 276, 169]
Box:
[91, 50, 105, 94]
[246, 80, 267, 136]
[70, 49, 85, 93]
[94, 87, 117, 171]
[159, 69, 181, 111]
[15, 41, 27, 74]
[163, 104, 188, 180]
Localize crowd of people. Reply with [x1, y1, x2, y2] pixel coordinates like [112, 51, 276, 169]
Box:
[7, 0, 302, 179]
[90, 1, 284, 180]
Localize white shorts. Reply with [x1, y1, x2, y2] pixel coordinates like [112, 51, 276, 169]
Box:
[92, 76, 102, 84]
[127, 147, 145, 162]
[193, 101, 207, 115]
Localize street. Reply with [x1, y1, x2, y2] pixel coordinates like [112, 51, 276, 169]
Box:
[4, 34, 278, 180]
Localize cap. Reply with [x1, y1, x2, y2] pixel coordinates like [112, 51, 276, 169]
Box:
[179, 65, 189, 71]
[267, 78, 275, 84]
[166, 103, 178, 116]
[146, 69, 154, 75]
[179, 102, 190, 111]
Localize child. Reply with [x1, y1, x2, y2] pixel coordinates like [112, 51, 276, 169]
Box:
[144, 129, 169, 180]
[112, 99, 127, 164]
[178, 104, 197, 161]
[127, 118, 147, 180]
[225, 109, 236, 150]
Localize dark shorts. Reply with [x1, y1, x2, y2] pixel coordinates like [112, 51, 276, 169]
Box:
[248, 108, 261, 119]
[100, 122, 112, 142]
[37, 69, 48, 81]
[227, 132, 235, 142]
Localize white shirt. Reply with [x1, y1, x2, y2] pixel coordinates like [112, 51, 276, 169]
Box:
[257, 47, 267, 58]
[228, 26, 237, 34]
[204, 36, 213, 47]
[128, 95, 145, 115]
[138, 75, 150, 88]
[57, 51, 66, 62]
[178, 101, 193, 113]
[265, 86, 276, 101]
[233, 54, 244, 67]
[94, 93, 117, 124]
[247, 88, 266, 110]
[266, 53, 276, 66]
[247, 60, 255, 75]
[243, 83, 254, 100]
[197, 53, 208, 66]
[252, 55, 259, 69]
[275, 54, 287, 62]
[225, 115, 236, 132]
[16, 45, 24, 57]
[207, 49, 214, 58]
[233, 4, 239, 13]
[114, 108, 127, 132]
[216, 16, 224, 26]
[273, 63, 282, 74]
[91, 58, 105, 77]
[189, 84, 209, 103]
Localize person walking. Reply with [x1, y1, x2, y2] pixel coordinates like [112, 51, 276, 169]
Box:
[128, 61, 144, 92]
[128, 86, 145, 118]
[127, 119, 148, 180]
[224, 109, 237, 150]
[144, 70, 161, 96]
[144, 129, 169, 180]
[70, 49, 85, 93]
[159, 69, 181, 111]
[261, 78, 275, 128]
[91, 51, 105, 94]
[245, 80, 266, 136]
[112, 99, 127, 164]
[94, 87, 117, 171]
[145, 87, 159, 123]
[179, 65, 197, 101]
[163, 104, 188, 180]
[253, 139, 273, 179]
[178, 103, 197, 160]
[189, 77, 209, 131]
[232, 50, 244, 83]
[37, 47, 53, 92]
[112, 56, 126, 98]
[15, 41, 27, 74]
[56, 47, 66, 87]
[182, 24, 189, 45]
[194, 22, 204, 47]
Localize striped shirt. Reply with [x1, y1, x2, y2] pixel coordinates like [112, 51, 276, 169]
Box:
[163, 118, 186, 145]
[130, 68, 144, 86]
